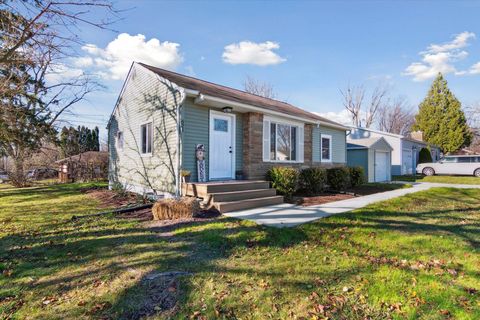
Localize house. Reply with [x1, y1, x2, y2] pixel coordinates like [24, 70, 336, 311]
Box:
[348, 127, 441, 175]
[107, 62, 348, 210]
[56, 151, 108, 183]
[347, 137, 393, 182]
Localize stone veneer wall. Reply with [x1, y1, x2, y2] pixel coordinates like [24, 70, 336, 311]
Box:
[242, 112, 342, 180]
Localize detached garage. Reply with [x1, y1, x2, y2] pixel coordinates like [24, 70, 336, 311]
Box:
[347, 137, 393, 182]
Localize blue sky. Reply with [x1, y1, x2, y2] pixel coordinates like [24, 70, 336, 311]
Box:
[63, 0, 480, 140]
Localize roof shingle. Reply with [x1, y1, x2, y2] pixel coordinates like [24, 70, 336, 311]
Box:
[138, 62, 345, 128]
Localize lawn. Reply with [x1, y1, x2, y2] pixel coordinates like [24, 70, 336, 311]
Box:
[1, 183, 479, 319]
[393, 174, 480, 185]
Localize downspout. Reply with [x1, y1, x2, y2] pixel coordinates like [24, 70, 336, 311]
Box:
[175, 88, 187, 198]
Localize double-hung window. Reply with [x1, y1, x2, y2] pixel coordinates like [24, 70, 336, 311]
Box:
[117, 131, 124, 150]
[321, 134, 332, 162]
[263, 118, 303, 162]
[140, 122, 153, 155]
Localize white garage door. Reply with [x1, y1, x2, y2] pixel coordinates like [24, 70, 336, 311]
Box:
[375, 151, 389, 182]
[402, 149, 413, 175]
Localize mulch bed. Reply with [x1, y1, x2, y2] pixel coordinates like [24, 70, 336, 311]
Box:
[83, 186, 148, 208]
[293, 193, 354, 206]
[82, 185, 221, 227]
[293, 184, 402, 206]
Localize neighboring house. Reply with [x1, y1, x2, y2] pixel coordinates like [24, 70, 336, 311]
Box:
[347, 137, 393, 182]
[348, 127, 441, 175]
[107, 62, 348, 197]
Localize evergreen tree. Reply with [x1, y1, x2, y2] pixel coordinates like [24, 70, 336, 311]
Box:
[413, 73, 472, 153]
[93, 127, 100, 151]
[418, 147, 433, 163]
[59, 125, 100, 157]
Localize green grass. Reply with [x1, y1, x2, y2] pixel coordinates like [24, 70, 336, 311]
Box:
[1, 183, 479, 319]
[393, 174, 480, 185]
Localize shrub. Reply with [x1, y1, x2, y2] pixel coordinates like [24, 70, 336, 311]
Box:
[299, 167, 327, 195]
[418, 147, 433, 163]
[349, 166, 366, 187]
[327, 167, 351, 191]
[266, 167, 299, 200]
[152, 197, 201, 220]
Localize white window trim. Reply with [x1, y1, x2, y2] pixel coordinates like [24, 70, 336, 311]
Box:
[140, 120, 153, 157]
[263, 116, 304, 163]
[117, 131, 124, 150]
[321, 134, 332, 162]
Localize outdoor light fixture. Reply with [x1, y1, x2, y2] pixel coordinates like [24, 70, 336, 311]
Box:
[222, 106, 233, 113]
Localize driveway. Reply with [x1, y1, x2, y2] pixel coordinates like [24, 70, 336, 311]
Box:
[224, 182, 480, 228]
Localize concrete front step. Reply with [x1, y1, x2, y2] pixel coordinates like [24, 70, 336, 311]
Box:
[211, 188, 277, 202]
[215, 195, 284, 213]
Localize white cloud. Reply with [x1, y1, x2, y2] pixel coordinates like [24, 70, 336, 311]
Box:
[427, 31, 475, 53]
[469, 62, 480, 74]
[73, 56, 94, 68]
[45, 63, 84, 83]
[403, 31, 476, 81]
[222, 41, 286, 66]
[314, 110, 354, 126]
[75, 33, 183, 80]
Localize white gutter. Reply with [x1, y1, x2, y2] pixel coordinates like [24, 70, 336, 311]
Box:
[175, 91, 186, 198]
[184, 89, 349, 131]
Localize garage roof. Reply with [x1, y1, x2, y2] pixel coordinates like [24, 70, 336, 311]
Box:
[347, 137, 393, 150]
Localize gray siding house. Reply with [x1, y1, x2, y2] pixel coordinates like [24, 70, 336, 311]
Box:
[107, 62, 348, 197]
[348, 127, 441, 176]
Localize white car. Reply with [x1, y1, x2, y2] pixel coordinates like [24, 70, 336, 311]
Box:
[0, 170, 8, 182]
[416, 155, 480, 177]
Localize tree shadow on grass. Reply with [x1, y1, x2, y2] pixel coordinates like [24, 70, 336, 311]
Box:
[0, 211, 309, 319]
[3, 186, 480, 319]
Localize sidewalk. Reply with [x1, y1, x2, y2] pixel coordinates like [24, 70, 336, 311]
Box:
[224, 182, 480, 228]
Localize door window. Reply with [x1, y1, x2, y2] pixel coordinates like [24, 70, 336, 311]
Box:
[214, 119, 228, 132]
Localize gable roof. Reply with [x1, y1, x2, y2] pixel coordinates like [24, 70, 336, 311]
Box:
[349, 126, 439, 148]
[347, 137, 393, 150]
[138, 62, 346, 129]
[349, 126, 403, 138]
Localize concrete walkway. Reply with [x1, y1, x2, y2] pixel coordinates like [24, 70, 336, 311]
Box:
[224, 182, 480, 228]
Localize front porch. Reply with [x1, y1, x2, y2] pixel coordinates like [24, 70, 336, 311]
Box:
[182, 180, 283, 213]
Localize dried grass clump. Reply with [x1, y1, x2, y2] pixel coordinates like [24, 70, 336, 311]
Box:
[152, 197, 201, 220]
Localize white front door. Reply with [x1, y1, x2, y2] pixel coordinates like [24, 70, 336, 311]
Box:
[209, 111, 235, 180]
[375, 151, 389, 182]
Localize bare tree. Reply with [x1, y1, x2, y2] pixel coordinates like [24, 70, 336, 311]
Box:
[377, 96, 415, 135]
[464, 101, 480, 153]
[365, 85, 389, 128]
[243, 76, 276, 99]
[340, 85, 365, 127]
[0, 1, 116, 186]
[0, 1, 117, 66]
[340, 84, 388, 128]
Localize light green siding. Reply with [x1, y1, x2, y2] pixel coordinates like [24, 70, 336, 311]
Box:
[182, 100, 209, 181]
[312, 126, 347, 163]
[347, 149, 369, 179]
[108, 63, 181, 195]
[181, 98, 243, 182]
